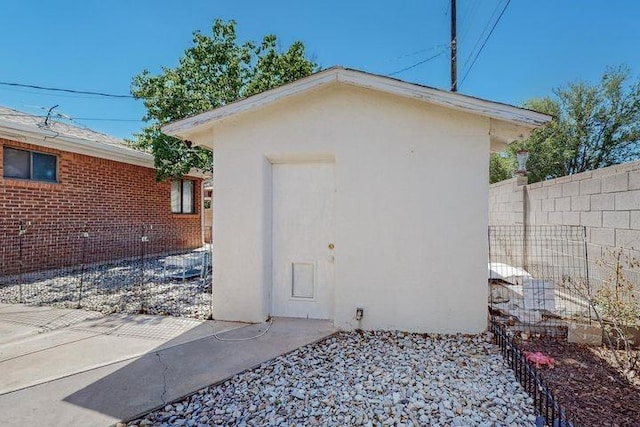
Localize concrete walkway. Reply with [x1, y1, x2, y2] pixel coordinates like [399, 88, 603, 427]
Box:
[0, 304, 336, 426]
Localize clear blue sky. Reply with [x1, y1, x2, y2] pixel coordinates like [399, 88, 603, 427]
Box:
[1, 0, 639, 139]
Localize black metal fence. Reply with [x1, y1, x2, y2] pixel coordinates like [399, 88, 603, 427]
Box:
[491, 320, 575, 427]
[0, 221, 212, 319]
[488, 225, 594, 336]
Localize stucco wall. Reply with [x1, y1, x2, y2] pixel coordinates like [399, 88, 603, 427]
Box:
[209, 84, 491, 333]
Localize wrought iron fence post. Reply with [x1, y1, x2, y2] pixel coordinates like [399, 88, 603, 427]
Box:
[582, 225, 592, 324]
[523, 186, 529, 272]
[139, 224, 148, 314]
[77, 225, 89, 308]
[17, 220, 26, 303]
[209, 253, 214, 320]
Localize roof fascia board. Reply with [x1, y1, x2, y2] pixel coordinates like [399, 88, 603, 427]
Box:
[162, 70, 339, 138]
[0, 120, 155, 169]
[163, 68, 551, 139]
[336, 69, 550, 127]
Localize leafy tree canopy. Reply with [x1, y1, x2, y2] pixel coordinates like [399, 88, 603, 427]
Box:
[489, 152, 513, 184]
[131, 19, 318, 180]
[490, 66, 640, 184]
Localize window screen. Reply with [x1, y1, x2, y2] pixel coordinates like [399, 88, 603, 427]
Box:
[3, 147, 57, 182]
[32, 152, 57, 182]
[3, 148, 30, 179]
[171, 180, 182, 213]
[182, 180, 194, 213]
[171, 179, 196, 214]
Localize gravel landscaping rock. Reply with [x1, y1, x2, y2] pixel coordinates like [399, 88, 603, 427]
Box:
[0, 255, 212, 319]
[128, 331, 537, 426]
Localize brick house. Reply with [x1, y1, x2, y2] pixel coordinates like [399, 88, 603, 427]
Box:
[0, 106, 205, 274]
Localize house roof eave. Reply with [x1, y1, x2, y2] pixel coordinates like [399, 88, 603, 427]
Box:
[0, 119, 156, 169]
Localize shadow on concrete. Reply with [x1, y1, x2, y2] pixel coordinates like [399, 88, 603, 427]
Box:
[60, 317, 335, 424]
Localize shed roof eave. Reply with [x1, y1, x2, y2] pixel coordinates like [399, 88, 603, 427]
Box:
[162, 67, 552, 141]
[336, 68, 551, 128]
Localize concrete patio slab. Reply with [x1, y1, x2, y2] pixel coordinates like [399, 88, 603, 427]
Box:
[0, 328, 98, 363]
[0, 309, 242, 396]
[0, 303, 103, 330]
[0, 320, 40, 345]
[0, 305, 337, 427]
[0, 313, 213, 363]
[0, 303, 58, 314]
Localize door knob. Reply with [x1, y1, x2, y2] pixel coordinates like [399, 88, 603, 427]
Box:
[328, 243, 335, 250]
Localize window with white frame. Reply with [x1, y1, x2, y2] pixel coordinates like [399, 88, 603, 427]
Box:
[171, 179, 195, 214]
[3, 147, 57, 182]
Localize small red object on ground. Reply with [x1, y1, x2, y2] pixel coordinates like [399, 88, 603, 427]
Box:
[524, 351, 555, 369]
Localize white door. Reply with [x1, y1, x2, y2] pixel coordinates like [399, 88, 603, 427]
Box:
[271, 162, 335, 319]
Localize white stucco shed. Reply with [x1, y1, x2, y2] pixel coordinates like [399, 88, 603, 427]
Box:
[163, 67, 551, 333]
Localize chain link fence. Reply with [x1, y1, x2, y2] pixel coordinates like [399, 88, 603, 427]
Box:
[0, 221, 212, 319]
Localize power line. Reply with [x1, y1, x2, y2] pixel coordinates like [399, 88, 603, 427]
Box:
[0, 85, 131, 100]
[389, 43, 450, 62]
[388, 50, 447, 77]
[460, 0, 511, 86]
[74, 117, 143, 122]
[459, 0, 482, 45]
[0, 80, 245, 104]
[0, 81, 134, 98]
[451, 0, 458, 92]
[461, 0, 506, 73]
[0, 112, 143, 122]
[0, 83, 206, 103]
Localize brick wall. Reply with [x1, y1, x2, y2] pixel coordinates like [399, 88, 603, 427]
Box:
[0, 138, 202, 274]
[489, 160, 640, 285]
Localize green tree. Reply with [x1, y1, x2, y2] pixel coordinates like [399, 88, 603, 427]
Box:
[131, 19, 318, 180]
[490, 67, 640, 184]
[489, 152, 513, 184]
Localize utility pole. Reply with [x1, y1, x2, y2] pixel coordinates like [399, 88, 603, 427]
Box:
[450, 0, 457, 92]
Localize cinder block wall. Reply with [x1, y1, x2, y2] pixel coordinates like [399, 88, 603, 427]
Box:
[487, 176, 528, 225]
[489, 160, 640, 284]
[0, 139, 202, 273]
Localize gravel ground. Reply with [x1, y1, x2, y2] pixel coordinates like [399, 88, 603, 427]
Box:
[126, 331, 537, 427]
[0, 256, 212, 319]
